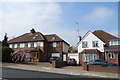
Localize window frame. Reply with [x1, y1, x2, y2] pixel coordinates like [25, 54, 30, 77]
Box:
[82, 41, 88, 48]
[92, 41, 99, 47]
[108, 52, 115, 59]
[53, 42, 57, 47]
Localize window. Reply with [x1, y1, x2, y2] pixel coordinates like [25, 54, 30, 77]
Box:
[9, 44, 12, 48]
[14, 44, 17, 48]
[83, 53, 99, 62]
[17, 43, 20, 48]
[53, 42, 57, 47]
[20, 43, 25, 48]
[82, 41, 88, 48]
[30, 42, 34, 47]
[108, 52, 115, 59]
[40, 42, 43, 47]
[92, 41, 98, 47]
[35, 42, 43, 47]
[12, 44, 15, 48]
[25, 43, 28, 47]
[109, 40, 120, 46]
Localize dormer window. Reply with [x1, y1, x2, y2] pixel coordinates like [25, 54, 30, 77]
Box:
[109, 40, 120, 46]
[33, 34, 38, 39]
[52, 37, 56, 40]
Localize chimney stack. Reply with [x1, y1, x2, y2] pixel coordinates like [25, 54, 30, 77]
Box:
[78, 36, 82, 42]
[30, 28, 36, 33]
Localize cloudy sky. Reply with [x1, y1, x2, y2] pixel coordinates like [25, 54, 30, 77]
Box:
[0, 2, 118, 46]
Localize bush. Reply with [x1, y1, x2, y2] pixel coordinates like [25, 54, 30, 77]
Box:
[0, 46, 14, 62]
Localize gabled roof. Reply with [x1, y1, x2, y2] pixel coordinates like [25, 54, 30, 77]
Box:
[77, 30, 119, 46]
[45, 34, 69, 46]
[45, 34, 63, 42]
[93, 30, 118, 43]
[81, 49, 101, 53]
[8, 32, 45, 43]
[76, 30, 104, 46]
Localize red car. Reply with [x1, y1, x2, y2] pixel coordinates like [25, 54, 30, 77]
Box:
[67, 58, 77, 66]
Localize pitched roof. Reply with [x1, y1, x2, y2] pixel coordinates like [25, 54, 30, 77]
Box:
[104, 46, 120, 52]
[93, 30, 118, 43]
[45, 34, 63, 42]
[81, 49, 101, 53]
[8, 32, 45, 43]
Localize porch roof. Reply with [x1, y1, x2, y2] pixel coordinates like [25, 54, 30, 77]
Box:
[81, 49, 101, 53]
[104, 46, 120, 52]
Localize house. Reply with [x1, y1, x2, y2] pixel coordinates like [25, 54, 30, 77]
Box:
[78, 30, 120, 65]
[8, 28, 70, 62]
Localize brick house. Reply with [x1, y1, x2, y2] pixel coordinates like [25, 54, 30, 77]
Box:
[77, 30, 120, 65]
[8, 29, 70, 62]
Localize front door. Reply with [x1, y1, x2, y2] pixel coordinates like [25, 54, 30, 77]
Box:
[32, 52, 39, 62]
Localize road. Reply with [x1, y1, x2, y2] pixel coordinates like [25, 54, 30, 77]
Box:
[2, 67, 119, 80]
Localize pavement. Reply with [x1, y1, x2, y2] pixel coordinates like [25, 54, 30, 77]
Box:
[2, 62, 120, 79]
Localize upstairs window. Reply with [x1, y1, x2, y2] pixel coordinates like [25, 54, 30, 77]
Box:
[25, 43, 28, 47]
[82, 41, 88, 48]
[108, 52, 115, 59]
[30, 42, 34, 47]
[17, 43, 20, 48]
[109, 40, 120, 46]
[53, 42, 57, 47]
[92, 41, 98, 47]
[12, 44, 15, 48]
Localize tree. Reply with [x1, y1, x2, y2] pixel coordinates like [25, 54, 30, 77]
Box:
[2, 33, 9, 47]
[0, 46, 14, 62]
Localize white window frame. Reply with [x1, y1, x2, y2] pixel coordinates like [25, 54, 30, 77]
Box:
[30, 42, 34, 47]
[92, 41, 99, 47]
[82, 41, 88, 48]
[108, 52, 115, 59]
[53, 42, 57, 47]
[25, 43, 28, 47]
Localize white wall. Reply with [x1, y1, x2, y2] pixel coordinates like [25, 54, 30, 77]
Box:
[78, 31, 105, 53]
[63, 42, 69, 52]
[68, 53, 79, 64]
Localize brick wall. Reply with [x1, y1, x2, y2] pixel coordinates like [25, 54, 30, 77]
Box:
[52, 61, 67, 68]
[83, 63, 120, 73]
[88, 65, 120, 73]
[105, 52, 119, 64]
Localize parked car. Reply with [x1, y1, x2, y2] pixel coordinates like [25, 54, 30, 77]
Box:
[67, 58, 77, 66]
[87, 59, 118, 66]
[49, 56, 61, 64]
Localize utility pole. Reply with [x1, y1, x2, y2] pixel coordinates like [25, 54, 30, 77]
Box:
[75, 22, 80, 37]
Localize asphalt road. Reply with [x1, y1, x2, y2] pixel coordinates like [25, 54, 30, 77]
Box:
[2, 67, 119, 80]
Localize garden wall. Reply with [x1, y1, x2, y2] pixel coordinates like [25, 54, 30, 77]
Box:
[82, 62, 120, 73]
[52, 61, 67, 68]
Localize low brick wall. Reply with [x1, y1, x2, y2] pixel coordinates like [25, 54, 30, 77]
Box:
[88, 65, 120, 73]
[83, 63, 120, 73]
[52, 61, 67, 68]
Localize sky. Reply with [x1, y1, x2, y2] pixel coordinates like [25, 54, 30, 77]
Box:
[0, 1, 119, 46]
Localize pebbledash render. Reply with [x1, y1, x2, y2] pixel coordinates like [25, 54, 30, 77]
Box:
[77, 30, 120, 65]
[8, 28, 70, 62]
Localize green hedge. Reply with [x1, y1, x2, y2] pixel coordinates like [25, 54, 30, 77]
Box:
[0, 46, 14, 62]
